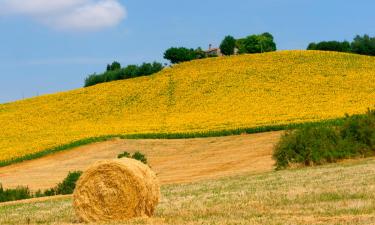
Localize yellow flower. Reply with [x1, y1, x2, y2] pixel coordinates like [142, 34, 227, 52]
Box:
[0, 50, 374, 162]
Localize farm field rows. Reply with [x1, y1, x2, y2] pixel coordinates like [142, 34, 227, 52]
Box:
[0, 50, 374, 164]
[1, 158, 375, 225]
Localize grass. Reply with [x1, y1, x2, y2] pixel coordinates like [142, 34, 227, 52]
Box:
[1, 158, 375, 225]
[0, 116, 350, 167]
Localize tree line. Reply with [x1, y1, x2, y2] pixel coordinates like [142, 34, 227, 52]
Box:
[84, 32, 277, 86]
[84, 61, 164, 87]
[307, 34, 375, 56]
[84, 33, 374, 87]
[163, 32, 277, 64]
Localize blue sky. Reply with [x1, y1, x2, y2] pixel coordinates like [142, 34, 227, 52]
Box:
[0, 0, 374, 103]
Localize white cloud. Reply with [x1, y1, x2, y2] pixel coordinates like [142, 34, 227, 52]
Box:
[0, 0, 127, 31]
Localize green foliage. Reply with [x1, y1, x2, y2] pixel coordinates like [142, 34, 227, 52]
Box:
[307, 41, 351, 52]
[163, 47, 200, 64]
[0, 184, 32, 203]
[55, 171, 82, 195]
[194, 47, 207, 59]
[84, 62, 164, 87]
[240, 32, 277, 54]
[351, 34, 375, 56]
[220, 35, 236, 55]
[307, 34, 375, 56]
[0, 171, 82, 203]
[117, 151, 130, 159]
[132, 151, 148, 164]
[274, 109, 375, 169]
[117, 151, 147, 164]
[107, 61, 121, 71]
[43, 171, 82, 196]
[340, 110, 375, 151]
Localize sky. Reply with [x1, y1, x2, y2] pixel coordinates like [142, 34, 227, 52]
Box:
[0, 0, 374, 103]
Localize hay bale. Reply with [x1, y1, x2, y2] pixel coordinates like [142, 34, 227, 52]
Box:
[73, 158, 160, 222]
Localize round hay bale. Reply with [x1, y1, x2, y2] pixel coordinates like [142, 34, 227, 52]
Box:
[73, 158, 160, 222]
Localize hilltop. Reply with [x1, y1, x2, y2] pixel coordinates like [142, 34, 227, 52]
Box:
[0, 50, 374, 163]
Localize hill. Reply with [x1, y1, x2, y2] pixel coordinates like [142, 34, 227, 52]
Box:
[1, 158, 375, 224]
[0, 50, 374, 163]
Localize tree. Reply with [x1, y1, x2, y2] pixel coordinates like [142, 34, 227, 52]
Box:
[220, 35, 236, 55]
[241, 33, 277, 54]
[163, 47, 196, 64]
[194, 47, 207, 59]
[107, 61, 121, 71]
[236, 38, 247, 54]
[351, 34, 375, 56]
[307, 41, 351, 52]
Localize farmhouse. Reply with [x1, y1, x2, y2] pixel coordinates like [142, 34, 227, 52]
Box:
[205, 44, 222, 57]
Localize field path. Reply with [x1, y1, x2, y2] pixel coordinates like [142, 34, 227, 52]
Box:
[0, 131, 282, 190]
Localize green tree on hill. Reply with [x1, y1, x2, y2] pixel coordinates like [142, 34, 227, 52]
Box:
[163, 47, 197, 64]
[307, 41, 351, 52]
[351, 34, 375, 56]
[220, 35, 236, 55]
[237, 32, 277, 54]
[107, 61, 121, 71]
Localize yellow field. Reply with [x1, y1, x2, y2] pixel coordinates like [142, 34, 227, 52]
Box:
[0, 50, 374, 162]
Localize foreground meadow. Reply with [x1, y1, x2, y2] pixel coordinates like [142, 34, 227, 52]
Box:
[0, 50, 374, 163]
[1, 158, 375, 225]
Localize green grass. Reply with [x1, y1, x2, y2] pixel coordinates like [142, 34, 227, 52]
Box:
[1, 158, 375, 225]
[0, 117, 351, 167]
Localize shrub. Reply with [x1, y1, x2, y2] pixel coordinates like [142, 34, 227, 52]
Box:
[0, 184, 32, 203]
[55, 171, 82, 195]
[273, 126, 341, 169]
[132, 151, 148, 164]
[43, 171, 82, 196]
[274, 109, 375, 169]
[117, 151, 147, 164]
[340, 109, 375, 151]
[118, 151, 131, 159]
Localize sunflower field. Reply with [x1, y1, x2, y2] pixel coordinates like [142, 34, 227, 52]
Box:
[0, 50, 374, 164]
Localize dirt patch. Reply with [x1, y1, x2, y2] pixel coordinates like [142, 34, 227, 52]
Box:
[0, 131, 282, 190]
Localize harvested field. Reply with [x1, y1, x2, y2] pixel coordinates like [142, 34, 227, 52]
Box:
[0, 131, 281, 190]
[1, 158, 375, 225]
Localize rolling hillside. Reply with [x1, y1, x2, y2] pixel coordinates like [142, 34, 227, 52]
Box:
[0, 50, 374, 163]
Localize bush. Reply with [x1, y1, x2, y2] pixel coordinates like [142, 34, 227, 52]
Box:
[117, 151, 147, 164]
[340, 110, 375, 151]
[274, 109, 375, 169]
[43, 171, 82, 196]
[0, 185, 32, 203]
[55, 171, 82, 195]
[117, 151, 131, 159]
[0, 171, 82, 203]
